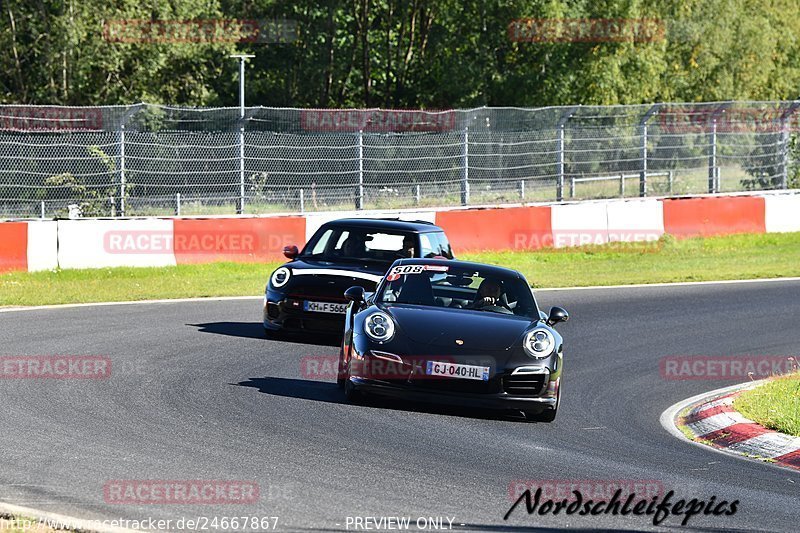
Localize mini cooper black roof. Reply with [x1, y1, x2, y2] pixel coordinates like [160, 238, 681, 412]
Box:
[320, 218, 443, 233]
[391, 257, 527, 280]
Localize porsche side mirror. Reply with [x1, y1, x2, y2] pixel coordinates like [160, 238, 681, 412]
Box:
[344, 286, 365, 303]
[283, 245, 299, 259]
[547, 306, 569, 326]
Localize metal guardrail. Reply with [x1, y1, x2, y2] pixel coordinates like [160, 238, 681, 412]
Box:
[570, 171, 674, 198]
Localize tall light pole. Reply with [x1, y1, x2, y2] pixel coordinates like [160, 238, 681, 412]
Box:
[229, 54, 254, 214]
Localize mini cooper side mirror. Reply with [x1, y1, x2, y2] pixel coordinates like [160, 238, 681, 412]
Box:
[344, 286, 365, 303]
[283, 245, 299, 259]
[547, 306, 569, 326]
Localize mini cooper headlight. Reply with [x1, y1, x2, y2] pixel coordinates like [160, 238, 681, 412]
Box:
[270, 267, 291, 288]
[523, 328, 555, 358]
[364, 312, 395, 343]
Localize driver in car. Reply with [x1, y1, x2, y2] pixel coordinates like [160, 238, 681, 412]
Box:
[397, 235, 416, 258]
[470, 279, 505, 309]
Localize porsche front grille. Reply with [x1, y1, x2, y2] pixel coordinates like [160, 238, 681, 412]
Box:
[502, 374, 546, 396]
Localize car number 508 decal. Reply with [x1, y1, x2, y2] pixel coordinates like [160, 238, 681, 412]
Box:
[386, 264, 449, 281]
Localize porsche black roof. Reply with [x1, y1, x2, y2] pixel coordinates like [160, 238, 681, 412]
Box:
[392, 257, 526, 280]
[320, 218, 443, 233]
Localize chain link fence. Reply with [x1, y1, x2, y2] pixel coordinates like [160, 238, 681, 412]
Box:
[0, 102, 797, 218]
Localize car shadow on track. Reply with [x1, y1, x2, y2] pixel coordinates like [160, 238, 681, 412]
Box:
[235, 376, 533, 423]
[189, 322, 339, 347]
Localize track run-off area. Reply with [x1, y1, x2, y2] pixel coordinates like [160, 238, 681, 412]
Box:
[1, 279, 799, 532]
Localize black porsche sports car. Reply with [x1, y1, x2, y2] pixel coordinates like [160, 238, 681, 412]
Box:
[337, 258, 569, 421]
[263, 218, 454, 335]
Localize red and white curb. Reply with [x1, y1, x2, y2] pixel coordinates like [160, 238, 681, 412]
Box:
[661, 381, 800, 471]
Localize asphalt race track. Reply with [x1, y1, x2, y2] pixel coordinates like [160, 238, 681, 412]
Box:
[1, 280, 799, 532]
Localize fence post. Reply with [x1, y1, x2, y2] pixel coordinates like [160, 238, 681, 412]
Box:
[781, 122, 790, 189]
[299, 188, 304, 214]
[569, 176, 574, 198]
[620, 174, 625, 197]
[119, 124, 126, 217]
[238, 127, 245, 214]
[639, 104, 659, 198]
[555, 107, 577, 202]
[708, 118, 717, 193]
[40, 201, 45, 219]
[461, 127, 469, 205]
[557, 124, 565, 201]
[415, 184, 421, 205]
[639, 122, 647, 197]
[668, 170, 674, 195]
[519, 180, 525, 201]
[357, 130, 364, 210]
[176, 193, 181, 216]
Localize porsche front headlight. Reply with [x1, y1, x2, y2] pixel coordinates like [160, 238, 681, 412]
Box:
[523, 328, 555, 358]
[364, 312, 395, 343]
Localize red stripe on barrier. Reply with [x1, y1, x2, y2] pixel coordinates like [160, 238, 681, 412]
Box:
[701, 423, 771, 446]
[434, 206, 552, 253]
[774, 449, 800, 469]
[662, 196, 766, 238]
[173, 217, 306, 264]
[0, 222, 28, 272]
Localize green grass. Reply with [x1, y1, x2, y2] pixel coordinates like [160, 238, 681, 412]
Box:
[462, 232, 800, 288]
[2, 232, 800, 307]
[735, 372, 800, 437]
[0, 262, 282, 307]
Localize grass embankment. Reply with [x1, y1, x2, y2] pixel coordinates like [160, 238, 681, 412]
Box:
[1, 232, 800, 307]
[735, 372, 800, 437]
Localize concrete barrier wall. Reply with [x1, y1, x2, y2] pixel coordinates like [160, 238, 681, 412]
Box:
[0, 192, 797, 272]
[58, 219, 176, 269]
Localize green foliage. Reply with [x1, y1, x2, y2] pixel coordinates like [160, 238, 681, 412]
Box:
[43, 146, 128, 216]
[3, 1, 800, 107]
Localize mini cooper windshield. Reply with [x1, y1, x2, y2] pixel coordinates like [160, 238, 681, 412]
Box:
[376, 264, 538, 318]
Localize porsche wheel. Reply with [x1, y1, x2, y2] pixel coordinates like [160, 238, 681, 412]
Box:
[336, 339, 347, 389]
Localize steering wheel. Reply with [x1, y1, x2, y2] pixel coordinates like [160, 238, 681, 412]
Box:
[479, 304, 514, 315]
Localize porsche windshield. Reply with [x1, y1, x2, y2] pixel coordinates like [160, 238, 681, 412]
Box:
[377, 264, 538, 318]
